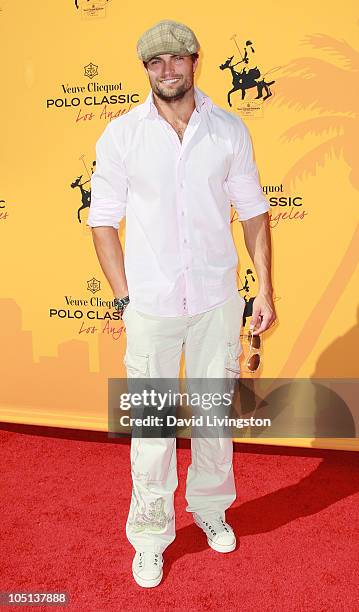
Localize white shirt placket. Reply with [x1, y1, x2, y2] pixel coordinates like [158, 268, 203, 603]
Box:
[159, 110, 201, 315]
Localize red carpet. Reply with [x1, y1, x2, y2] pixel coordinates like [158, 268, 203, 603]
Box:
[1, 424, 359, 611]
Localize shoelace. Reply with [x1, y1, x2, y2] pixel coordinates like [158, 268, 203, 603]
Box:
[199, 516, 231, 536]
[138, 552, 161, 568]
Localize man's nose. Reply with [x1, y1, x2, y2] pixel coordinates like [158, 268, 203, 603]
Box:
[161, 59, 178, 76]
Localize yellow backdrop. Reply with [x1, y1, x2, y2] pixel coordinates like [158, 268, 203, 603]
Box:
[1, 1, 358, 450]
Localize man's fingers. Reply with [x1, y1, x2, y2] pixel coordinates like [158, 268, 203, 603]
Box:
[249, 315, 260, 331]
[250, 313, 275, 335]
[252, 316, 269, 335]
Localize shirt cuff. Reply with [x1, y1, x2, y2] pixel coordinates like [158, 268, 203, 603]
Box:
[86, 199, 126, 230]
[235, 198, 270, 221]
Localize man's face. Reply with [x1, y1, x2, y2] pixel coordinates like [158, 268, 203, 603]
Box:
[145, 54, 198, 102]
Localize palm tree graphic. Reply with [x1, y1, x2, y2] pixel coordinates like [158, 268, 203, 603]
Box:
[270, 31, 359, 377]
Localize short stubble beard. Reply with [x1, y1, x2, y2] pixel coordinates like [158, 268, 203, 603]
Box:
[151, 75, 193, 102]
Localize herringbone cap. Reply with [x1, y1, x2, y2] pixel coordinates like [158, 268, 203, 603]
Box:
[137, 19, 200, 62]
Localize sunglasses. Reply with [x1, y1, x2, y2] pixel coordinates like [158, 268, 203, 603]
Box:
[242, 330, 261, 373]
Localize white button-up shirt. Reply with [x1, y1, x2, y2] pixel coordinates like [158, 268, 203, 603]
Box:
[87, 87, 270, 316]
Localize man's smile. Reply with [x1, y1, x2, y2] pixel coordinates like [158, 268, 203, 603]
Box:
[160, 78, 181, 84]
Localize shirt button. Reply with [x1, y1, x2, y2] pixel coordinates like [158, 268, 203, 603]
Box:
[184, 239, 187, 243]
[181, 211, 185, 216]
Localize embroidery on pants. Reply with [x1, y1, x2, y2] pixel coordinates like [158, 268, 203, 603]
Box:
[128, 496, 172, 533]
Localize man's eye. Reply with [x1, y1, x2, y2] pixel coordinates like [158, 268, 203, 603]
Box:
[174, 56, 183, 61]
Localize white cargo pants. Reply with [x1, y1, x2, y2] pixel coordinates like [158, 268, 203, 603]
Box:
[122, 292, 245, 553]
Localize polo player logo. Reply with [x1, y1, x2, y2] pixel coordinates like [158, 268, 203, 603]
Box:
[71, 156, 95, 222]
[220, 36, 276, 107]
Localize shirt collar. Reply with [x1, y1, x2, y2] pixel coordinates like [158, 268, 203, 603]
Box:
[137, 86, 213, 121]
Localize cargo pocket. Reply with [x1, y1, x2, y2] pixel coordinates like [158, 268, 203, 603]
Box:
[124, 351, 150, 378]
[225, 339, 242, 378]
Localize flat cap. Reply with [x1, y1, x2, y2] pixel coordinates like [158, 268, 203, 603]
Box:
[137, 19, 200, 63]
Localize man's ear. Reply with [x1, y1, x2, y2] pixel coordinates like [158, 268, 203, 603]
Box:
[192, 56, 199, 73]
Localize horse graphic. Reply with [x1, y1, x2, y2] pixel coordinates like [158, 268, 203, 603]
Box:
[71, 157, 95, 223]
[219, 55, 275, 107]
[71, 173, 93, 223]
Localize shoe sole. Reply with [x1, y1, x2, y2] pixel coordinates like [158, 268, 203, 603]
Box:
[207, 537, 236, 553]
[132, 569, 163, 588]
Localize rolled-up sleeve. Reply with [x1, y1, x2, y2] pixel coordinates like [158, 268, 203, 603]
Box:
[225, 119, 270, 221]
[86, 124, 128, 230]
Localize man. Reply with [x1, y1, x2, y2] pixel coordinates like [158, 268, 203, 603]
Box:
[87, 19, 276, 588]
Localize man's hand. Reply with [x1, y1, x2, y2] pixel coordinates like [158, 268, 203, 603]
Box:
[249, 292, 277, 335]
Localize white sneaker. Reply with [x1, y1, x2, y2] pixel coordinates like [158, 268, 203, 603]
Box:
[132, 551, 163, 588]
[193, 513, 236, 553]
